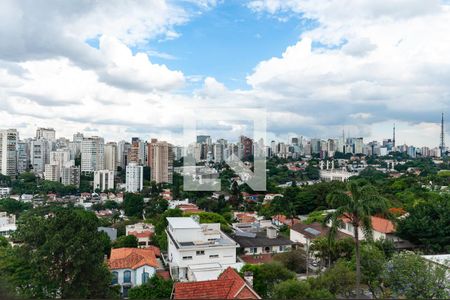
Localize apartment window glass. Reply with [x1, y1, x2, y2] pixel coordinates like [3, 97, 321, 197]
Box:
[182, 256, 193, 260]
[209, 254, 219, 258]
[124, 270, 131, 283]
[196, 250, 205, 255]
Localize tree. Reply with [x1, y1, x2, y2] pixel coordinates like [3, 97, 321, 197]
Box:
[112, 235, 138, 248]
[358, 243, 386, 298]
[145, 196, 168, 218]
[0, 208, 116, 299]
[397, 196, 450, 253]
[128, 276, 173, 299]
[0, 236, 8, 248]
[153, 209, 183, 251]
[324, 182, 390, 297]
[240, 262, 296, 298]
[315, 259, 356, 298]
[273, 249, 307, 273]
[273, 279, 333, 299]
[0, 198, 32, 216]
[310, 237, 354, 268]
[123, 193, 144, 218]
[383, 251, 449, 299]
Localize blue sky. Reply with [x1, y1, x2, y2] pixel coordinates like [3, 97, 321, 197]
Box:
[135, 1, 314, 90]
[1, 0, 449, 146]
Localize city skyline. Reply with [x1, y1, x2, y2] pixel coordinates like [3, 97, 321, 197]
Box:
[1, 1, 450, 147]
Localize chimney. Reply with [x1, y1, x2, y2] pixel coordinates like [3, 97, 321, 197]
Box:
[266, 226, 278, 239]
[244, 271, 254, 287]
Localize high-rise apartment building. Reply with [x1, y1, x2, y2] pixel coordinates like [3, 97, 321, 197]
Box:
[94, 170, 115, 192]
[104, 142, 117, 171]
[16, 140, 30, 174]
[0, 129, 18, 176]
[149, 140, 173, 184]
[30, 139, 49, 174]
[81, 136, 104, 173]
[36, 128, 56, 141]
[126, 163, 143, 193]
[61, 165, 80, 187]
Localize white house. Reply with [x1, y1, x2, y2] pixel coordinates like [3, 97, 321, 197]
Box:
[108, 247, 160, 298]
[0, 212, 16, 237]
[166, 217, 239, 282]
[126, 223, 155, 247]
[0, 187, 11, 198]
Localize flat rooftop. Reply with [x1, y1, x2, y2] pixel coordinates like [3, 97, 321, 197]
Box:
[167, 217, 201, 229]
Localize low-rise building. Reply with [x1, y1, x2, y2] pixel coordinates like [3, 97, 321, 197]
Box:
[126, 223, 155, 247]
[166, 217, 239, 282]
[0, 187, 11, 198]
[0, 212, 16, 237]
[172, 267, 261, 299]
[108, 247, 160, 298]
[231, 226, 293, 256]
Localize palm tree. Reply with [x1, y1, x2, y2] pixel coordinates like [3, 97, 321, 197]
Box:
[324, 181, 390, 298]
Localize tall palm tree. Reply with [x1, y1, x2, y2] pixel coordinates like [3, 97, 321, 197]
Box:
[324, 181, 390, 298]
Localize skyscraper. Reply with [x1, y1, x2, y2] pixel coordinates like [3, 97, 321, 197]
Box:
[36, 128, 56, 141]
[149, 140, 173, 184]
[0, 129, 18, 176]
[104, 142, 118, 171]
[81, 136, 105, 173]
[126, 163, 143, 193]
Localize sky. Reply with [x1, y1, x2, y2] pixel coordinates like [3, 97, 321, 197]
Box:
[0, 0, 449, 147]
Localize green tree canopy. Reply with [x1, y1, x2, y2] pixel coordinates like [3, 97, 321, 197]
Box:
[123, 193, 144, 218]
[112, 235, 138, 248]
[128, 276, 173, 299]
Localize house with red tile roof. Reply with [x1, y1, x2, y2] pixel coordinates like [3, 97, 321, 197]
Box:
[126, 223, 155, 247]
[108, 247, 160, 298]
[172, 267, 260, 299]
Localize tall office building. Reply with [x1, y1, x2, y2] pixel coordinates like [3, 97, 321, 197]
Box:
[129, 137, 145, 165]
[213, 143, 224, 163]
[117, 140, 130, 169]
[0, 129, 18, 176]
[126, 163, 143, 193]
[94, 170, 115, 192]
[81, 136, 105, 172]
[36, 128, 56, 141]
[104, 142, 118, 171]
[196, 135, 210, 144]
[240, 136, 253, 160]
[44, 164, 60, 182]
[149, 140, 173, 184]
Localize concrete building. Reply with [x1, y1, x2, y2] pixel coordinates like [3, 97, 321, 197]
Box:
[81, 136, 104, 173]
[149, 140, 173, 184]
[166, 217, 239, 281]
[104, 142, 117, 171]
[16, 141, 30, 174]
[30, 139, 50, 174]
[61, 165, 80, 187]
[0, 129, 18, 176]
[94, 170, 115, 192]
[0, 212, 16, 237]
[36, 128, 55, 141]
[126, 163, 143, 193]
[44, 163, 60, 182]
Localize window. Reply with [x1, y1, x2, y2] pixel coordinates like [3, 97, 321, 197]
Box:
[196, 250, 205, 255]
[209, 254, 219, 258]
[182, 256, 193, 260]
[251, 247, 257, 254]
[123, 270, 131, 283]
[279, 245, 285, 251]
[112, 271, 118, 285]
[142, 272, 149, 283]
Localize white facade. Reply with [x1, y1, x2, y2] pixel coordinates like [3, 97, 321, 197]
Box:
[0, 187, 11, 198]
[126, 163, 143, 193]
[112, 265, 156, 298]
[81, 136, 105, 172]
[44, 163, 60, 182]
[61, 165, 80, 187]
[0, 212, 16, 237]
[30, 139, 49, 174]
[94, 170, 115, 192]
[0, 129, 18, 176]
[104, 142, 117, 172]
[36, 128, 55, 141]
[166, 217, 238, 281]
